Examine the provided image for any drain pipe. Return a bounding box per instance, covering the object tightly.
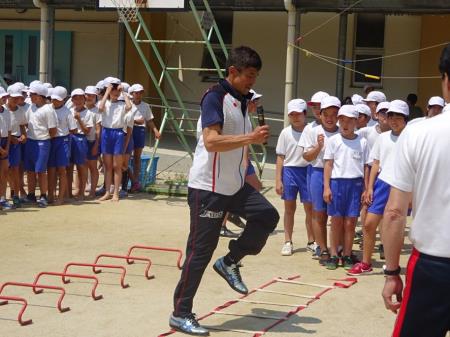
[283,0,297,127]
[33,0,49,83]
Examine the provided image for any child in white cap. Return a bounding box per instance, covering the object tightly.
[6,85,27,208]
[355,104,371,129]
[0,88,12,210]
[407,96,445,125]
[98,77,132,202]
[48,86,77,205]
[276,98,314,256]
[300,95,341,265]
[323,105,370,270]
[363,91,387,127]
[69,89,94,201]
[348,100,409,276]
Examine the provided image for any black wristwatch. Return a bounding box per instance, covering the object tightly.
[383,265,401,276]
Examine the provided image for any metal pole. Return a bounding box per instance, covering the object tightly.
[283,0,296,127]
[36,1,49,82]
[336,13,348,100]
[47,6,54,84]
[293,11,301,97]
[118,22,126,80]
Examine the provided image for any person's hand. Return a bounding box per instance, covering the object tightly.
[106,84,113,93]
[275,180,283,196]
[74,111,81,120]
[250,125,270,144]
[382,275,403,314]
[323,187,332,204]
[0,147,6,157]
[10,137,19,145]
[361,190,367,203]
[154,129,161,140]
[365,188,374,205]
[20,135,27,144]
[117,85,123,92]
[317,134,325,149]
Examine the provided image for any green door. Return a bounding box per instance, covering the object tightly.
[0,30,71,88]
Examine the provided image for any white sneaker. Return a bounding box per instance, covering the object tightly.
[306,241,318,253]
[281,242,293,256]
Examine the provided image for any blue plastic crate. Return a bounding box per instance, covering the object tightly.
[129,155,159,186]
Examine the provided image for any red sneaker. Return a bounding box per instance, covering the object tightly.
[347,262,373,276]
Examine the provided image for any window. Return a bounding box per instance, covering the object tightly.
[4,35,13,74]
[199,11,233,82]
[28,35,37,76]
[352,13,385,87]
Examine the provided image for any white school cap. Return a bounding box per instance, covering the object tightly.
[29,80,43,87]
[363,90,386,103]
[388,100,409,116]
[250,89,263,101]
[51,86,67,101]
[13,82,26,92]
[351,94,364,105]
[355,103,371,116]
[7,84,23,98]
[71,88,85,97]
[121,82,130,93]
[320,96,341,110]
[43,82,53,89]
[96,80,105,90]
[287,99,307,114]
[338,105,359,119]
[0,87,8,98]
[129,84,145,94]
[85,86,97,95]
[28,83,48,97]
[104,77,121,86]
[308,91,329,106]
[427,96,445,107]
[376,101,390,113]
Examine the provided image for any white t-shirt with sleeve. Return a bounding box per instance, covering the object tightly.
[368,131,399,169]
[381,112,450,258]
[0,106,12,137]
[101,101,127,129]
[9,106,27,137]
[324,134,369,179]
[133,101,154,125]
[356,125,382,153]
[71,108,94,136]
[86,106,102,141]
[123,109,136,133]
[298,120,318,149]
[276,125,308,167]
[26,103,58,140]
[299,124,340,168]
[54,105,77,137]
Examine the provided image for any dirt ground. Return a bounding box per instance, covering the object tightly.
[0,182,411,337]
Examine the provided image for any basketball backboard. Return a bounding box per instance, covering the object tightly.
[97,0,187,11]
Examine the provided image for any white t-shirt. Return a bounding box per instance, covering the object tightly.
[123,109,136,133]
[26,103,58,140]
[9,106,27,137]
[71,108,94,136]
[381,112,450,258]
[407,117,426,126]
[101,100,127,129]
[133,101,154,125]
[86,106,102,142]
[356,125,383,152]
[297,120,319,151]
[298,124,340,168]
[324,134,369,179]
[367,118,378,127]
[55,105,77,137]
[276,125,308,167]
[0,106,12,137]
[369,131,399,169]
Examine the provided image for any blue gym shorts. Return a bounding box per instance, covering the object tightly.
[327,177,364,217]
[1,137,9,162]
[8,140,22,167]
[48,136,70,168]
[306,165,313,203]
[310,167,326,212]
[282,166,311,203]
[132,126,146,149]
[367,178,391,215]
[125,135,134,155]
[24,139,51,173]
[246,159,255,176]
[87,140,100,161]
[101,128,125,156]
[70,134,88,165]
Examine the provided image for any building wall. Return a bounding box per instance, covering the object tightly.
[418,15,450,110]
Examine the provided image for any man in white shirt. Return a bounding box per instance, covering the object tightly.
[381,44,450,337]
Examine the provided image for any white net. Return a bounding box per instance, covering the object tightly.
[111,0,146,23]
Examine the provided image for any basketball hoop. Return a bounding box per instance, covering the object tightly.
[111,0,146,23]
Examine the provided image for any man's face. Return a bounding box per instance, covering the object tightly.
[85,94,97,106]
[427,105,443,117]
[338,116,357,137]
[228,66,259,96]
[132,91,144,103]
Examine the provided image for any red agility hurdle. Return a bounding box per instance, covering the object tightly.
[0,282,70,313]
[126,245,183,269]
[63,262,129,288]
[32,272,103,300]
[93,254,154,280]
[0,295,32,326]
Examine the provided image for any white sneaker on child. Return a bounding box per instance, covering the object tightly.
[281,242,293,256]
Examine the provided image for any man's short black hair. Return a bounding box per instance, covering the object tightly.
[225,46,262,76]
[407,93,418,105]
[439,44,450,79]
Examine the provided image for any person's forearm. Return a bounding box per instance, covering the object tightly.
[368,161,380,189]
[323,160,333,189]
[134,118,145,125]
[78,120,90,135]
[49,128,57,138]
[303,145,321,162]
[98,92,109,112]
[275,156,284,183]
[364,165,370,190]
[124,94,132,112]
[204,133,253,152]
